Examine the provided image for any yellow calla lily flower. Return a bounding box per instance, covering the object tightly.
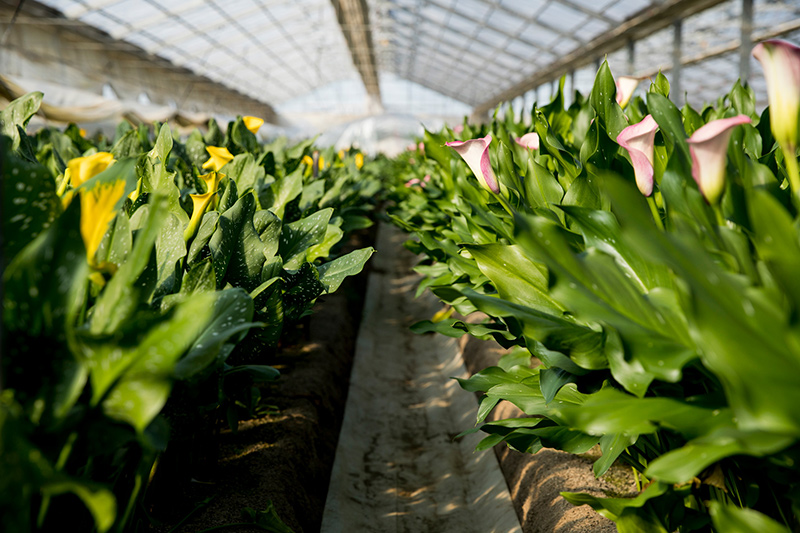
[68,152,115,188]
[199,171,225,195]
[319,155,325,169]
[80,180,126,265]
[79,128,87,137]
[338,149,345,160]
[243,116,264,135]
[184,191,216,241]
[202,146,234,172]
[355,153,364,170]
[302,155,314,166]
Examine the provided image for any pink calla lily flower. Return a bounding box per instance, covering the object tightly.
[445,134,500,193]
[753,40,800,150]
[616,115,659,196]
[615,76,645,108]
[687,115,751,204]
[515,132,540,150]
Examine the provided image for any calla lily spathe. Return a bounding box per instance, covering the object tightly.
[687,115,751,204]
[243,116,264,135]
[752,40,800,151]
[80,180,126,265]
[515,132,539,150]
[68,152,115,187]
[615,76,645,108]
[355,153,364,169]
[445,134,500,193]
[616,115,659,196]
[184,191,216,241]
[199,171,224,195]
[202,146,234,172]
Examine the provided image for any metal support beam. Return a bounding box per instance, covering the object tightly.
[672,19,683,105]
[472,0,727,115]
[331,0,382,113]
[740,0,753,83]
[627,39,635,74]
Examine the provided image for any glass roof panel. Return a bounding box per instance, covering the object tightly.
[26,0,800,123]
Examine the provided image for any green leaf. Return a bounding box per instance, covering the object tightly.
[466,243,563,314]
[647,92,690,162]
[589,61,629,140]
[593,433,637,477]
[209,192,268,291]
[226,153,265,193]
[148,123,173,162]
[174,288,259,380]
[523,156,564,208]
[646,428,794,483]
[0,91,42,150]
[89,193,165,331]
[282,262,325,321]
[316,247,375,293]
[411,318,516,342]
[2,142,61,258]
[279,207,333,270]
[708,502,791,533]
[266,167,303,220]
[553,388,734,439]
[306,221,344,262]
[539,367,576,404]
[96,291,217,430]
[41,480,116,533]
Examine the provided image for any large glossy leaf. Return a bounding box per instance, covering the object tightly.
[708,502,792,533]
[553,387,734,439]
[0,91,42,150]
[209,192,268,291]
[462,289,607,370]
[89,194,167,335]
[278,207,332,270]
[99,291,216,430]
[316,246,375,293]
[225,153,265,193]
[2,142,61,258]
[265,167,302,220]
[646,428,794,483]
[589,61,629,140]
[465,243,563,314]
[173,288,259,380]
[282,262,325,321]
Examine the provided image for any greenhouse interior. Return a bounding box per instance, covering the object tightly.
[3,0,800,531]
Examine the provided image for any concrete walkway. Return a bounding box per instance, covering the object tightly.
[321,224,522,533]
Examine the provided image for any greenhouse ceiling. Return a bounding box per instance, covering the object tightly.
[5,0,800,118]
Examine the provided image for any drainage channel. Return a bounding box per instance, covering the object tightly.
[321,223,521,533]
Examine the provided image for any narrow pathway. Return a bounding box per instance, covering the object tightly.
[321,224,522,533]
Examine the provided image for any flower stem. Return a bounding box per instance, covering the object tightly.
[646,196,664,231]
[783,145,800,203]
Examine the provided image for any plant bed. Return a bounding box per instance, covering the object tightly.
[146,227,374,533]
